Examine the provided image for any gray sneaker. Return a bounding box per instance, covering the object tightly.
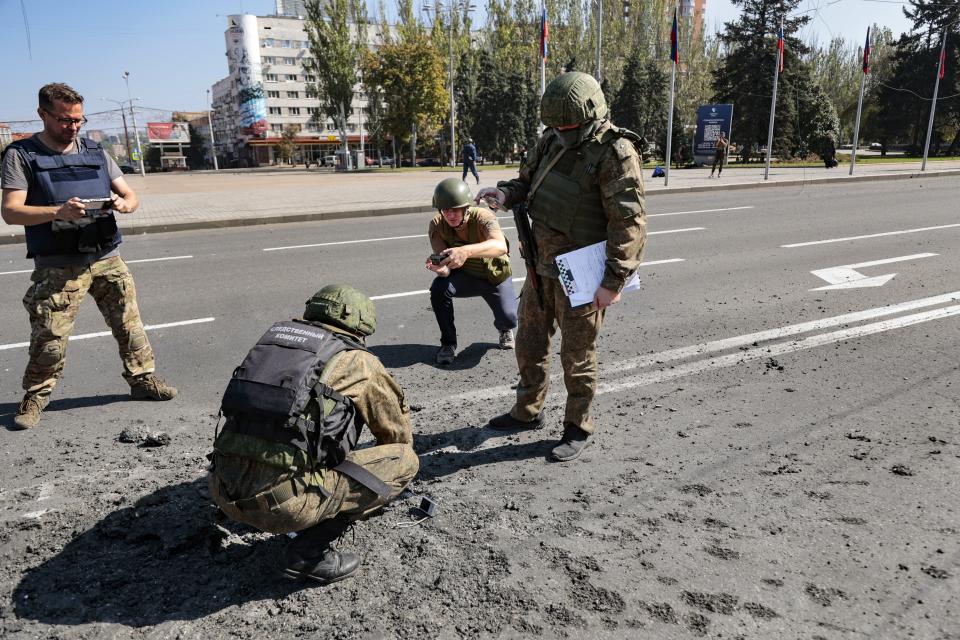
[435,345,456,365]
[499,329,515,349]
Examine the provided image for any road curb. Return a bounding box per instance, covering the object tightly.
[1,168,957,246]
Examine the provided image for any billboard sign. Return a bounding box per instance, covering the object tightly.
[147,122,190,144]
[227,15,268,138]
[694,104,734,165]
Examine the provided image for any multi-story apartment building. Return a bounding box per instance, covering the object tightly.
[211,6,382,168]
[0,123,12,153]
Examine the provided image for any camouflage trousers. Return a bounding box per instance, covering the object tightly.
[21,256,154,395]
[509,276,605,434]
[209,443,420,535]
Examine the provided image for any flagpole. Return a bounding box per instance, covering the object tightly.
[849,28,869,176]
[665,60,676,186]
[539,4,547,135]
[665,6,678,186]
[763,19,783,181]
[921,29,947,172]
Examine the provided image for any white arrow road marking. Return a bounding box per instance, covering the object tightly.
[783,223,960,248]
[810,253,937,291]
[0,317,215,351]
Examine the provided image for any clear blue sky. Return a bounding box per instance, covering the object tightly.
[0,0,913,134]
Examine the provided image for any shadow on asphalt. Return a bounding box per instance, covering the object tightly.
[369,341,500,369]
[1,394,131,429]
[414,424,554,480]
[14,478,301,627]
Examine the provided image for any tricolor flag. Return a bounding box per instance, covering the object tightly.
[939,38,946,80]
[777,22,784,72]
[540,6,548,60]
[863,26,871,74]
[670,9,679,63]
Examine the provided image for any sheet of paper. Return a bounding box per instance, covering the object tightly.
[555,241,640,307]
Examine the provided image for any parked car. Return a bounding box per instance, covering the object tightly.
[417,157,441,167]
[118,164,137,174]
[322,155,337,167]
[869,142,882,151]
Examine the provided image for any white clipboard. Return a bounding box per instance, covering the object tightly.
[555,241,640,307]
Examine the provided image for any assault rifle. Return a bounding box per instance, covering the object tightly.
[512,202,543,308]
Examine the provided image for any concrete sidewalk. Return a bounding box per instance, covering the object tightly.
[2,159,958,245]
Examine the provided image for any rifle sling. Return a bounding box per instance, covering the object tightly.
[526,146,568,204]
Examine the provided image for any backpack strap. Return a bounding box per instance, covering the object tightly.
[332,459,392,500]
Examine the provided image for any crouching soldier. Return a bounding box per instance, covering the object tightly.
[208,285,419,584]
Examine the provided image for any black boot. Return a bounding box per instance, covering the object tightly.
[488,412,543,431]
[283,518,361,584]
[550,422,592,462]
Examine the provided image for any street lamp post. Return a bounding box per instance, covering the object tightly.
[102,97,132,162]
[123,71,146,177]
[424,0,473,168]
[207,89,220,171]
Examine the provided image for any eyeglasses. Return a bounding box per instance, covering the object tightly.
[42,109,87,127]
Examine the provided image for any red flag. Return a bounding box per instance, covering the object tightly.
[670,9,679,63]
[863,27,871,74]
[939,43,946,80]
[777,22,784,72]
[539,6,548,61]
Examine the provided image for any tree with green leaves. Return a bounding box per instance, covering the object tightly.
[877,0,958,154]
[303,0,368,165]
[712,0,838,162]
[364,31,448,164]
[184,124,208,170]
[274,124,301,164]
[612,52,669,159]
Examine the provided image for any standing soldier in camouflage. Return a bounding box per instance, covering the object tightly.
[0,83,176,430]
[209,285,419,584]
[477,72,646,462]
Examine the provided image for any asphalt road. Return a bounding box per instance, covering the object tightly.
[1,176,958,638]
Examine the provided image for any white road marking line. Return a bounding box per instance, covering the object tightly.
[597,304,960,396]
[498,205,754,221]
[1,255,193,276]
[649,206,754,218]
[0,317,215,351]
[427,303,960,454]
[126,255,193,264]
[369,258,685,301]
[783,223,960,248]
[264,224,697,252]
[263,234,426,251]
[649,227,704,235]
[437,290,960,407]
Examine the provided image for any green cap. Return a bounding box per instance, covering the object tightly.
[304,284,377,337]
[540,72,608,128]
[432,178,472,210]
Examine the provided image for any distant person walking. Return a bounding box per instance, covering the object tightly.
[461,139,479,184]
[710,132,728,178]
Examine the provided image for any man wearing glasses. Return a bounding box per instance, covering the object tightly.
[1,83,177,430]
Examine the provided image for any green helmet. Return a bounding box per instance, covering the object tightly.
[432,178,472,209]
[303,284,377,337]
[540,72,609,128]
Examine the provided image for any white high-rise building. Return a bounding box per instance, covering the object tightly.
[211,12,384,167]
